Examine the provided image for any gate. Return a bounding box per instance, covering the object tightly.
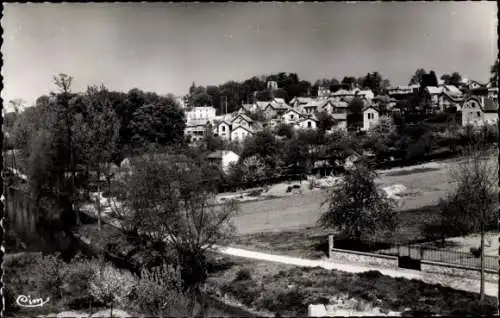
[397,245,422,271]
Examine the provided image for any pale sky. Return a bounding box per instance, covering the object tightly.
[2,2,497,109]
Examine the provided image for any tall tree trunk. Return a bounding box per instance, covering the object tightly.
[110,301,113,318]
[480,228,485,301]
[96,170,102,231]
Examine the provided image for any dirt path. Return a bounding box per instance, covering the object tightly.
[212,245,498,297]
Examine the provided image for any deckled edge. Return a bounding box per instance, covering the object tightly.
[497,0,500,313]
[497,0,500,314]
[0,2,5,316]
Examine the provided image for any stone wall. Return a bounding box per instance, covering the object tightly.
[329,249,399,269]
[421,261,498,282]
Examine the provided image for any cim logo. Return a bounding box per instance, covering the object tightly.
[16,295,50,308]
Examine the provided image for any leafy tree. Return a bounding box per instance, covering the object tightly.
[439,145,497,301]
[409,68,426,85]
[361,72,383,95]
[316,111,337,134]
[110,154,239,313]
[275,123,295,139]
[341,76,357,89]
[129,97,186,149]
[256,90,272,101]
[241,130,282,176]
[319,163,398,241]
[134,264,188,317]
[240,155,267,183]
[89,262,136,317]
[75,85,121,230]
[440,72,462,86]
[347,97,364,130]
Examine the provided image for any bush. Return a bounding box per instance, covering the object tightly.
[234,268,252,282]
[131,264,187,317]
[470,247,481,258]
[221,280,260,307]
[260,288,306,316]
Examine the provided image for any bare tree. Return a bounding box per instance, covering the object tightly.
[441,143,498,301]
[107,152,239,316]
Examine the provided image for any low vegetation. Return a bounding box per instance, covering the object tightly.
[208,257,497,317]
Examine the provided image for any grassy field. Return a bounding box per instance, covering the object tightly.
[231,159,462,236]
[232,205,443,259]
[206,254,497,317]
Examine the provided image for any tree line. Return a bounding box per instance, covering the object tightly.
[185,71,393,114]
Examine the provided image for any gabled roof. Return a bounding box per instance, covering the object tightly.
[273,98,286,104]
[324,100,349,108]
[231,124,255,134]
[255,101,272,110]
[283,108,303,116]
[302,99,326,108]
[290,96,314,104]
[217,119,232,127]
[362,105,379,113]
[232,113,253,123]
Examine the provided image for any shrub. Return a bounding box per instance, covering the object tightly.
[221,280,260,307]
[234,268,252,282]
[132,264,187,317]
[470,247,481,258]
[61,257,98,309]
[89,262,136,317]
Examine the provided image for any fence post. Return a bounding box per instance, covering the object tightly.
[328,235,334,259]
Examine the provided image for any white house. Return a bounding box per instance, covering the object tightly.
[231,124,254,141]
[362,106,380,131]
[185,106,216,121]
[294,117,318,130]
[215,120,232,140]
[281,109,303,125]
[206,150,240,174]
[461,96,498,127]
[317,86,331,99]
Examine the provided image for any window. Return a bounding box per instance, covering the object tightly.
[477,112,481,117]
[291,114,294,119]
[308,121,312,128]
[222,126,226,132]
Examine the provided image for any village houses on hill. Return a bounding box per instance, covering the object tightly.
[183,79,498,143]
